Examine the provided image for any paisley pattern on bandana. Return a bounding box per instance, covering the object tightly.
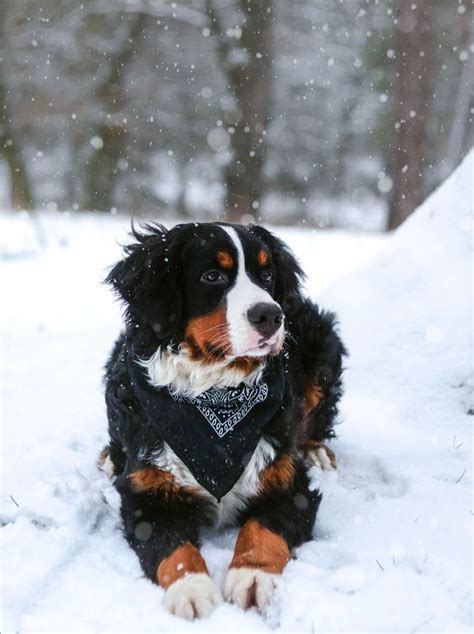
[170,383,269,438]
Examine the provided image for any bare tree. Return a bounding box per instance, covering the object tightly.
[444,14,473,178]
[82,12,148,211]
[388,0,433,230]
[206,0,274,222]
[0,4,34,210]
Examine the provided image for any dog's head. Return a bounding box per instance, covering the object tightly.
[106,222,304,361]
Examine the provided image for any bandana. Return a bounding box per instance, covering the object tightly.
[127,348,285,500]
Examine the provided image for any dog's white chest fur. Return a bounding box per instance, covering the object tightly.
[139,344,264,397]
[151,438,276,527]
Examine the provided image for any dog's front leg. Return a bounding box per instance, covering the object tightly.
[115,467,222,619]
[224,458,321,612]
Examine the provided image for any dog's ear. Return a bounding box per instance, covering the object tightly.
[105,224,185,337]
[249,225,305,306]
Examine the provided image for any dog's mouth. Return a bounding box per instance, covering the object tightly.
[235,331,285,358]
[258,340,281,354]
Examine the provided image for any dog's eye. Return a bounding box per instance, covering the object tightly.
[261,270,273,284]
[201,270,227,284]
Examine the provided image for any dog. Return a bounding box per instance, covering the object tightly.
[100,222,345,619]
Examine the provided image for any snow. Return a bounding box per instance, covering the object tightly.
[1,153,472,632]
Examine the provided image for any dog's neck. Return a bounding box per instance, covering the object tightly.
[138,344,266,397]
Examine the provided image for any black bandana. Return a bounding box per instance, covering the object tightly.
[127,349,285,500]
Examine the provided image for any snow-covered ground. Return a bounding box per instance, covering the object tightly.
[1,154,472,632]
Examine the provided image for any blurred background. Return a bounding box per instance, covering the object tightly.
[0,0,472,232]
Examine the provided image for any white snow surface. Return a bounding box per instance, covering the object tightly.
[1,154,472,632]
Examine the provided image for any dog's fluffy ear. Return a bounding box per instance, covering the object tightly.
[105,223,184,337]
[249,225,305,306]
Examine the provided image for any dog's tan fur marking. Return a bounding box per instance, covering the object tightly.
[258,249,269,266]
[303,382,325,418]
[129,467,179,494]
[157,543,209,589]
[217,250,234,269]
[230,520,290,574]
[229,356,264,375]
[185,305,230,361]
[259,453,295,492]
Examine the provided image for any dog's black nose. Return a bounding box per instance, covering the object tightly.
[247,303,284,339]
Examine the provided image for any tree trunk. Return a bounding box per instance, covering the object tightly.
[444,15,473,178]
[83,122,127,211]
[388,0,433,231]
[207,0,274,223]
[83,13,147,211]
[0,7,34,210]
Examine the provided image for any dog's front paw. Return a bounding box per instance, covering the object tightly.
[97,446,115,478]
[303,440,337,471]
[163,573,222,620]
[224,567,277,611]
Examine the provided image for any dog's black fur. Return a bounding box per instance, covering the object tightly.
[102,222,346,603]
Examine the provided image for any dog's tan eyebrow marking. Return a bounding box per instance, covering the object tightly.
[217,250,234,269]
[258,249,269,266]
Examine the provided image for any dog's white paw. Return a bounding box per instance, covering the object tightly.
[97,447,115,479]
[163,573,222,620]
[306,443,337,471]
[224,567,277,611]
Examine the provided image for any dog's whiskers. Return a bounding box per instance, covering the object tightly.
[284,331,297,345]
[198,323,229,336]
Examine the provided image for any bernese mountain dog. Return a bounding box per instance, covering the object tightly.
[100,222,346,619]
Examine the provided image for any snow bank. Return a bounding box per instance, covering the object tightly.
[1,154,472,632]
[308,151,473,633]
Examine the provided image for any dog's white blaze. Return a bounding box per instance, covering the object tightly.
[222,226,283,357]
[151,437,276,527]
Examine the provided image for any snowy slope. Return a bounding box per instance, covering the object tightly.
[1,154,472,632]
[286,154,473,634]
